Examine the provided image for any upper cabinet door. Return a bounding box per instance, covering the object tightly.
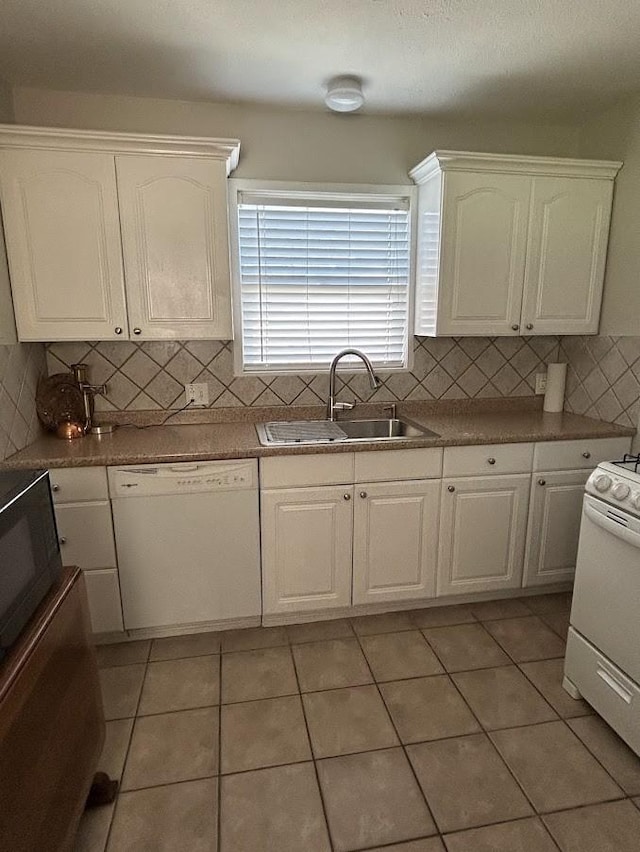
[116,155,232,339]
[522,177,613,335]
[437,172,531,336]
[0,150,128,341]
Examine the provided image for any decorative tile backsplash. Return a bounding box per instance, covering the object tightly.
[560,336,640,430]
[0,342,46,460]
[46,336,561,413]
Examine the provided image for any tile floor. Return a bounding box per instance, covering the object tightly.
[74,592,640,852]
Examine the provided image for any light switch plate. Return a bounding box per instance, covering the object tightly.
[535,373,547,395]
[185,383,209,406]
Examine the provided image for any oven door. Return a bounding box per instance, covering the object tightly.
[571,494,640,683]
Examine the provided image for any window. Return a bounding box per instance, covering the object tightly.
[231,182,413,374]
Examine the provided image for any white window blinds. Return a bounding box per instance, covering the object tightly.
[236,191,411,372]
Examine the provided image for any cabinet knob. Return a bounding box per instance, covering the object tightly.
[511,324,519,331]
[51,484,60,492]
[447,485,455,492]
[59,537,67,545]
[359,491,367,499]
[114,326,123,335]
[343,493,351,501]
[582,451,591,459]
[525,323,534,330]
[133,328,142,336]
[538,478,546,486]
[487,457,496,465]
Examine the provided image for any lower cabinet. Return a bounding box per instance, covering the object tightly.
[523,470,590,587]
[352,480,439,605]
[261,486,354,616]
[261,479,440,616]
[438,474,531,596]
[83,569,125,633]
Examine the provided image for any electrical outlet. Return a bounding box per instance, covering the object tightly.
[185,383,209,406]
[535,373,547,395]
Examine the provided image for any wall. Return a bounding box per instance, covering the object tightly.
[46,337,560,412]
[0,81,46,461]
[12,87,581,184]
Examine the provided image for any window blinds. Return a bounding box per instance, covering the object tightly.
[237,193,411,372]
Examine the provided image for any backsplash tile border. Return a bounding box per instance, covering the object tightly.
[46,336,562,413]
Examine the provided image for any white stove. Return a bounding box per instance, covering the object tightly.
[565,454,640,756]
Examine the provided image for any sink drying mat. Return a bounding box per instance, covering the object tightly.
[262,421,348,444]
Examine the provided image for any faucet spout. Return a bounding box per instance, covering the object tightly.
[326,349,380,421]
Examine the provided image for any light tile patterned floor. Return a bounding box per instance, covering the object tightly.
[75,592,640,852]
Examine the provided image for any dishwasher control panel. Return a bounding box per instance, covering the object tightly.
[108,460,258,497]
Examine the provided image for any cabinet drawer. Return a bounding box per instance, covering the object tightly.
[84,568,124,634]
[354,448,442,483]
[50,467,109,503]
[260,453,354,488]
[54,502,116,569]
[443,443,533,477]
[533,437,631,472]
[565,628,640,754]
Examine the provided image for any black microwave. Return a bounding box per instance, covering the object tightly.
[0,469,62,660]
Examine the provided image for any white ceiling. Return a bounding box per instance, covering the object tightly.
[1,0,640,117]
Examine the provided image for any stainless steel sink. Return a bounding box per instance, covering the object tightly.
[256,418,439,446]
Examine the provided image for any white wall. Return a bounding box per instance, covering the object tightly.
[12,87,581,184]
[578,93,640,335]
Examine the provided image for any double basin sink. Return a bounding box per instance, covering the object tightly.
[256,417,439,446]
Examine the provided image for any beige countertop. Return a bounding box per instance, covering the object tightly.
[1,399,634,470]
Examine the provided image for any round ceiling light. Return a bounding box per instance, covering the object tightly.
[325,76,364,113]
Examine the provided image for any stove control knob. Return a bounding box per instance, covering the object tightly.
[592,474,612,492]
[612,482,630,500]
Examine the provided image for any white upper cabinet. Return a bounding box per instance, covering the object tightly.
[0,126,240,341]
[116,155,232,339]
[411,151,621,337]
[0,149,128,341]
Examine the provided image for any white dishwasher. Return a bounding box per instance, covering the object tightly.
[108,460,260,632]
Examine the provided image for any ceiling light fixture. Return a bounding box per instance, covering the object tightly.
[325,76,364,113]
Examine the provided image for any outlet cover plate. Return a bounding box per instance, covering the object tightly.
[185,383,209,406]
[535,373,547,395]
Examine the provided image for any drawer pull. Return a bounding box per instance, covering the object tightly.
[526,323,534,330]
[538,478,546,486]
[51,484,60,492]
[343,493,351,501]
[447,485,455,492]
[511,324,519,331]
[597,667,633,703]
[487,457,496,465]
[59,537,67,545]
[583,451,591,459]
[359,491,367,499]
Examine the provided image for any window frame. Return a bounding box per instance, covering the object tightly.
[228,179,417,377]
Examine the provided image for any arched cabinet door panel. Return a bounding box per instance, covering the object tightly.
[0,149,128,341]
[522,176,613,335]
[437,172,530,336]
[116,155,232,340]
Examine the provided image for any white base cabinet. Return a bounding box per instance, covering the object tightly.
[352,480,439,605]
[437,474,530,596]
[260,485,354,616]
[524,469,591,587]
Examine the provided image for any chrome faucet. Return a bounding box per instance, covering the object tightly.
[326,349,380,421]
[71,363,114,435]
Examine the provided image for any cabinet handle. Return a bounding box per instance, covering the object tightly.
[51,484,60,492]
[582,451,591,459]
[538,478,546,486]
[114,326,123,335]
[133,328,142,335]
[359,491,367,499]
[511,324,519,331]
[343,493,351,501]
[447,485,455,492]
[59,537,67,545]
[487,457,496,465]
[525,323,534,330]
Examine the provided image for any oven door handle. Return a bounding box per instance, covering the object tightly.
[584,501,640,549]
